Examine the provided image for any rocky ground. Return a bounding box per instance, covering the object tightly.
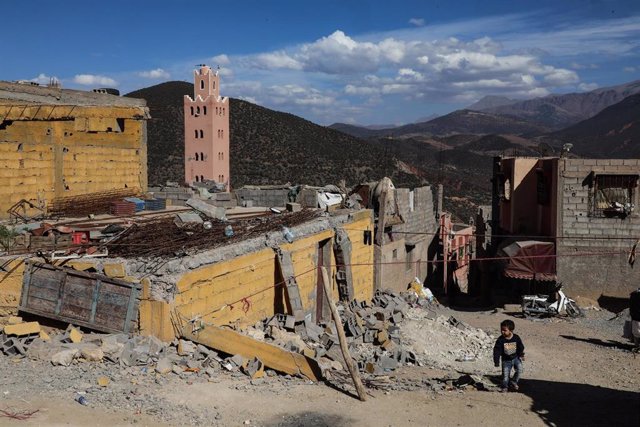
[0,302,638,427]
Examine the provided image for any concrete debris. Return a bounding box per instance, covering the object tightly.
[155,357,173,374]
[51,348,79,366]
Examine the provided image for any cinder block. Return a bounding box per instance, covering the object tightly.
[141,277,151,300]
[7,316,22,325]
[4,321,40,336]
[103,263,126,278]
[68,261,97,271]
[69,327,83,343]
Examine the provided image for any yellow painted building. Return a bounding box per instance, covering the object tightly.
[146,209,375,340]
[0,81,149,219]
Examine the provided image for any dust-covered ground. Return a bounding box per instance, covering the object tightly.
[0,305,638,427]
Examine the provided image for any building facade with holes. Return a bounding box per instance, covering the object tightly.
[0,81,149,220]
[491,156,640,299]
[183,65,230,189]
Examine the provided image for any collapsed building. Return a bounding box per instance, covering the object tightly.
[0,81,150,221]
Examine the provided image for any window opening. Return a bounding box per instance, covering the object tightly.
[591,174,638,218]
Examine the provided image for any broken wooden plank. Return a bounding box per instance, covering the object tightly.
[181,324,321,381]
[321,266,367,401]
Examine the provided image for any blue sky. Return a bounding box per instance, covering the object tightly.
[3,0,639,125]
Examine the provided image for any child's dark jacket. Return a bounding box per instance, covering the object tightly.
[493,334,525,366]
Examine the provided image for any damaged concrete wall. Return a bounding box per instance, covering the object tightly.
[375,186,437,293]
[556,159,640,299]
[0,82,149,219]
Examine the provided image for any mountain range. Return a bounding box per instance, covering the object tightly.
[126,79,639,221]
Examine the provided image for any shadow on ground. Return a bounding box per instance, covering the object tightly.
[519,379,639,426]
[560,334,635,351]
[263,411,350,427]
[597,295,629,314]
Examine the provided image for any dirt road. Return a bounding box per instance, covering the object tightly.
[1,307,638,426]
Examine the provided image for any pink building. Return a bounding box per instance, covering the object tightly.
[184,65,230,189]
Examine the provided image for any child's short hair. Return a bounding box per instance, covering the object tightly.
[500,319,515,331]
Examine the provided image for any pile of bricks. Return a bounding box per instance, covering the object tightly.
[238,289,428,378]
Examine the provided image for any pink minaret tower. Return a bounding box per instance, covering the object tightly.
[184,65,230,189]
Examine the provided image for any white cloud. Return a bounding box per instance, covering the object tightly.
[409,18,425,27]
[138,68,170,79]
[345,84,379,95]
[30,73,58,85]
[578,82,599,91]
[623,66,636,72]
[211,54,231,66]
[253,51,302,70]
[183,12,640,125]
[73,74,117,86]
[543,68,579,85]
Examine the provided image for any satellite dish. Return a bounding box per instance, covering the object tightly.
[562,143,573,152]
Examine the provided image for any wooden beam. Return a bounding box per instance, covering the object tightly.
[321,266,367,401]
[181,325,321,381]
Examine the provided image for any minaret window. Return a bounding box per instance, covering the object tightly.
[200,152,204,160]
[194,130,198,139]
[200,80,204,90]
[190,106,194,115]
[196,106,200,115]
[199,130,204,138]
[203,106,207,115]
[195,153,199,161]
[200,175,204,182]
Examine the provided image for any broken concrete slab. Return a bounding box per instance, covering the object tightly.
[80,345,104,362]
[177,339,197,356]
[156,357,173,374]
[51,348,79,366]
[182,325,321,381]
[186,198,226,220]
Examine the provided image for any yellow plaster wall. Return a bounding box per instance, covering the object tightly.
[0,105,147,219]
[0,258,26,316]
[175,248,278,328]
[343,211,375,302]
[173,212,375,331]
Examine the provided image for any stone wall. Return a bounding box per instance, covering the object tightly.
[557,158,640,299]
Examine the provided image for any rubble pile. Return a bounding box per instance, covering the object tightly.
[401,309,496,372]
[232,289,435,379]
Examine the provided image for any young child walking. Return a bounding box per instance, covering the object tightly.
[493,319,525,392]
